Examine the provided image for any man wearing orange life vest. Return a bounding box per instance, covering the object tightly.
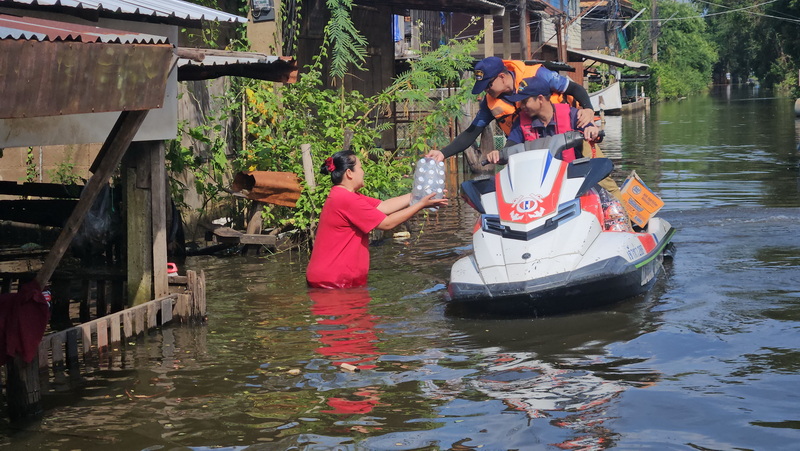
[486,76,620,199]
[425,57,595,163]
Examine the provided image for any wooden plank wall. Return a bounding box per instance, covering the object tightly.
[1,269,205,410]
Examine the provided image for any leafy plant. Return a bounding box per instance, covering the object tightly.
[47,151,83,185]
[238,32,480,235]
[166,1,481,247]
[24,147,38,183]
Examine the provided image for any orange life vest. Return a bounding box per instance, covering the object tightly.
[485,60,569,136]
[519,103,578,162]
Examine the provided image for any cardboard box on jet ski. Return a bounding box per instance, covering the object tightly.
[620,170,664,228]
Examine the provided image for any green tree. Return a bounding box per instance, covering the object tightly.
[703,0,800,93]
[623,0,718,100]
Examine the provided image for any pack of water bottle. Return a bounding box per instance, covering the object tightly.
[410,157,445,208]
[598,188,633,232]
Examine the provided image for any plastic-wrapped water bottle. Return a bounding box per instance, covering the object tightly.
[410,157,446,208]
[598,188,632,232]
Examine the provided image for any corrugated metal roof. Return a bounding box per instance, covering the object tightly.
[176,48,299,83]
[356,0,505,16]
[563,46,649,70]
[0,13,169,43]
[1,0,246,24]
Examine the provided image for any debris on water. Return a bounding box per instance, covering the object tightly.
[339,363,360,372]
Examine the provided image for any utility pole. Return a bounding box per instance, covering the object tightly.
[520,0,530,59]
[650,0,658,62]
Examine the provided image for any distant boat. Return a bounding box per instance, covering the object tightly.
[589,81,622,114]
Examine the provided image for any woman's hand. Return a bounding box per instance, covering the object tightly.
[420,192,449,209]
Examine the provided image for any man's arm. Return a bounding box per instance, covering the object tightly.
[439,124,485,158]
[426,99,494,162]
[564,81,595,128]
[563,80,592,109]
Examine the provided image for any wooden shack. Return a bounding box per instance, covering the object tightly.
[0,0,297,421]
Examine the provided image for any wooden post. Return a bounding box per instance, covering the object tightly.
[520,0,530,60]
[125,142,155,306]
[301,144,316,189]
[243,201,265,256]
[650,3,659,62]
[480,128,495,168]
[502,9,511,59]
[151,142,168,299]
[6,356,42,421]
[484,15,494,57]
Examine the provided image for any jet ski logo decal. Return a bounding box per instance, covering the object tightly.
[511,195,545,220]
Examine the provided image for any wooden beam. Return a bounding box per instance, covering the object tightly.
[125,142,154,306]
[35,110,149,288]
[301,144,316,189]
[151,141,168,299]
[520,0,531,60]
[484,15,494,57]
[503,9,511,59]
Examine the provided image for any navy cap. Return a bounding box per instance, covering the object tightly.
[471,57,506,95]
[505,76,551,103]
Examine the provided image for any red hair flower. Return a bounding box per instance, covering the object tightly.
[325,157,336,172]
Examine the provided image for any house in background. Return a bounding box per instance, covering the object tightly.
[0,0,296,307]
[580,0,637,53]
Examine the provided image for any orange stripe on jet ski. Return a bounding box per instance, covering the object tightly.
[496,163,568,224]
[580,190,604,224]
[637,234,657,253]
[473,217,481,234]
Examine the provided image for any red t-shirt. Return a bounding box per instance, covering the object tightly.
[306,186,387,288]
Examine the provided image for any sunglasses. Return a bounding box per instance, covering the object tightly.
[484,75,500,92]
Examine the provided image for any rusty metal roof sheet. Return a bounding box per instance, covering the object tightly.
[0,13,174,119]
[0,13,168,43]
[176,48,299,83]
[0,0,246,24]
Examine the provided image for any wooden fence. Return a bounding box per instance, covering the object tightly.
[2,269,205,421]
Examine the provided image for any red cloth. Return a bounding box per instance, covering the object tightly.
[0,281,51,365]
[306,186,386,289]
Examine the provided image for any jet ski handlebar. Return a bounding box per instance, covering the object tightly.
[481,130,602,165]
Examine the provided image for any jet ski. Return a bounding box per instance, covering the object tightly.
[445,131,675,317]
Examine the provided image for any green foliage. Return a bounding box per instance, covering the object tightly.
[239,34,481,233]
[47,152,83,185]
[166,116,232,213]
[623,0,717,101]
[324,0,369,81]
[704,0,800,93]
[24,147,38,183]
[168,2,480,241]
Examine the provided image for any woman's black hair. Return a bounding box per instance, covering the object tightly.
[320,150,357,185]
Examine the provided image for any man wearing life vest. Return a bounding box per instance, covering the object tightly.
[425,57,595,163]
[486,76,621,199]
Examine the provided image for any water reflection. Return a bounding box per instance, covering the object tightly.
[440,287,668,449]
[308,288,384,416]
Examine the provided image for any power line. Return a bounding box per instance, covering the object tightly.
[695,0,800,23]
[582,0,799,25]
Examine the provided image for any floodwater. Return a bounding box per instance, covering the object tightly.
[3,85,800,450]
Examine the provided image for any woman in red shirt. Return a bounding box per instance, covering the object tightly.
[306,150,448,289]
